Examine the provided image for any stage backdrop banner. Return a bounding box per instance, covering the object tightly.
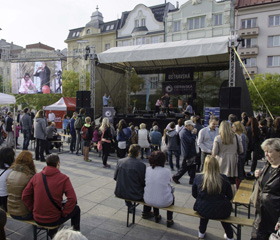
[162,81,196,95]
[165,67,194,81]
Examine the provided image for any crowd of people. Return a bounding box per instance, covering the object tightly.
[0,108,279,239]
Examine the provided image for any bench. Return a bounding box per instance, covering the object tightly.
[233,179,255,219]
[121,199,254,240]
[7,212,60,240]
[50,140,64,152]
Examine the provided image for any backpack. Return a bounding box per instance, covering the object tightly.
[81,126,89,140]
[74,116,83,129]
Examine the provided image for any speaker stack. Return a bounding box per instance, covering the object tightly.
[76,91,94,120]
[219,87,241,121]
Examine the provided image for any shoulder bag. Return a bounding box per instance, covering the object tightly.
[41,173,61,211]
[97,130,105,151]
[235,134,245,180]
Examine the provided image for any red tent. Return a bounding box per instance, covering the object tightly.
[44,97,76,128]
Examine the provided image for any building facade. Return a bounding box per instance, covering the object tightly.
[235,0,280,75]
[165,0,232,42]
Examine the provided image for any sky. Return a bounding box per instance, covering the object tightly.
[0,0,179,50]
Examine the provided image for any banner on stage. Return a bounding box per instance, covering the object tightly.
[162,81,196,95]
[165,67,194,81]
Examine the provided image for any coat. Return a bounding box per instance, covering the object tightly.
[253,162,280,237]
[212,134,243,177]
[7,165,34,217]
[192,174,233,219]
[22,166,77,223]
[34,117,47,140]
[179,128,196,159]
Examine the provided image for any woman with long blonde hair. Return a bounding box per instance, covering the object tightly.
[192,155,233,240]
[212,121,243,188]
[99,118,112,168]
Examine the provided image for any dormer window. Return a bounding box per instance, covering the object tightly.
[135,20,139,28]
[86,29,91,34]
[141,18,146,27]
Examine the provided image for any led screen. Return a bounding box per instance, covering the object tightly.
[11,61,62,94]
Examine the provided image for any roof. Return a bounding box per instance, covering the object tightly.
[26,43,55,50]
[97,36,230,74]
[0,93,16,105]
[235,0,280,8]
[44,97,76,111]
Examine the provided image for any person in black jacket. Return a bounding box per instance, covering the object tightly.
[251,138,280,240]
[192,155,233,240]
[81,117,93,162]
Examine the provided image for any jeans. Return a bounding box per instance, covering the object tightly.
[199,218,233,239]
[173,156,196,181]
[75,129,83,154]
[23,129,31,150]
[141,148,150,159]
[200,152,211,172]
[35,138,46,161]
[167,150,180,169]
[70,131,76,152]
[6,131,14,148]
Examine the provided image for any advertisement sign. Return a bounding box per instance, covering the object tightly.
[162,81,196,95]
[165,67,194,81]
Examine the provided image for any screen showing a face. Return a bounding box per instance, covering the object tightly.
[11,61,62,94]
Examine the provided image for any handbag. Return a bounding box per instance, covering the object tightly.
[269,230,280,240]
[235,134,245,180]
[97,130,105,151]
[250,180,259,208]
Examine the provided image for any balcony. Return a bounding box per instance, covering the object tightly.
[244,67,258,75]
[238,27,259,36]
[240,47,259,56]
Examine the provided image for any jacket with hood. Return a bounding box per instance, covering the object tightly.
[34,117,47,140]
[165,129,179,151]
[22,166,77,223]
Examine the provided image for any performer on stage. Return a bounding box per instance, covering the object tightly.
[103,93,110,107]
[162,93,170,114]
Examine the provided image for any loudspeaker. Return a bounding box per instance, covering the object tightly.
[219,88,230,109]
[116,113,125,118]
[143,114,152,118]
[76,107,94,121]
[220,108,241,121]
[157,114,166,119]
[127,114,135,118]
[219,87,241,109]
[230,87,241,109]
[76,91,83,108]
[76,91,91,108]
[175,113,184,118]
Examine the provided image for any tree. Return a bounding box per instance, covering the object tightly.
[247,73,280,116]
[130,70,145,94]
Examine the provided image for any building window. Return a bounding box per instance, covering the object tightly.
[122,40,130,46]
[136,37,145,45]
[105,43,110,50]
[135,19,139,28]
[151,36,159,44]
[241,38,257,48]
[150,77,159,89]
[245,58,257,67]
[173,21,181,32]
[241,18,257,29]
[268,56,280,67]
[214,14,222,26]
[269,15,280,27]
[189,16,205,30]
[86,29,91,34]
[141,18,146,27]
[268,36,280,47]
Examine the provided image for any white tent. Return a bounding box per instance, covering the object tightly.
[97,36,230,74]
[0,93,16,105]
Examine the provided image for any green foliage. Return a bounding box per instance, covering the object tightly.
[130,70,145,94]
[15,94,62,110]
[247,73,280,116]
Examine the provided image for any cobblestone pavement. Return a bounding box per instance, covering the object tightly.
[4,135,256,240]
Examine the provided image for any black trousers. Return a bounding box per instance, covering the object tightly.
[173,157,196,181]
[200,152,211,172]
[35,205,80,231]
[199,218,233,238]
[153,196,174,221]
[102,142,111,166]
[35,139,46,161]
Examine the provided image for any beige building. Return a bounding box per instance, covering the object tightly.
[235,0,280,75]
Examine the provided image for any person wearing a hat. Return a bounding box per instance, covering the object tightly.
[18,73,37,94]
[172,120,197,185]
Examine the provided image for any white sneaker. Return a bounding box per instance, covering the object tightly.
[198,230,205,239]
[224,233,234,240]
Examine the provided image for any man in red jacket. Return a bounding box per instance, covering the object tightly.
[22,154,80,236]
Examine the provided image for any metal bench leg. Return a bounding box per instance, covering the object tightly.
[236,224,241,240]
[248,205,250,219]
[33,225,38,240]
[235,203,237,217]
[126,202,138,227]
